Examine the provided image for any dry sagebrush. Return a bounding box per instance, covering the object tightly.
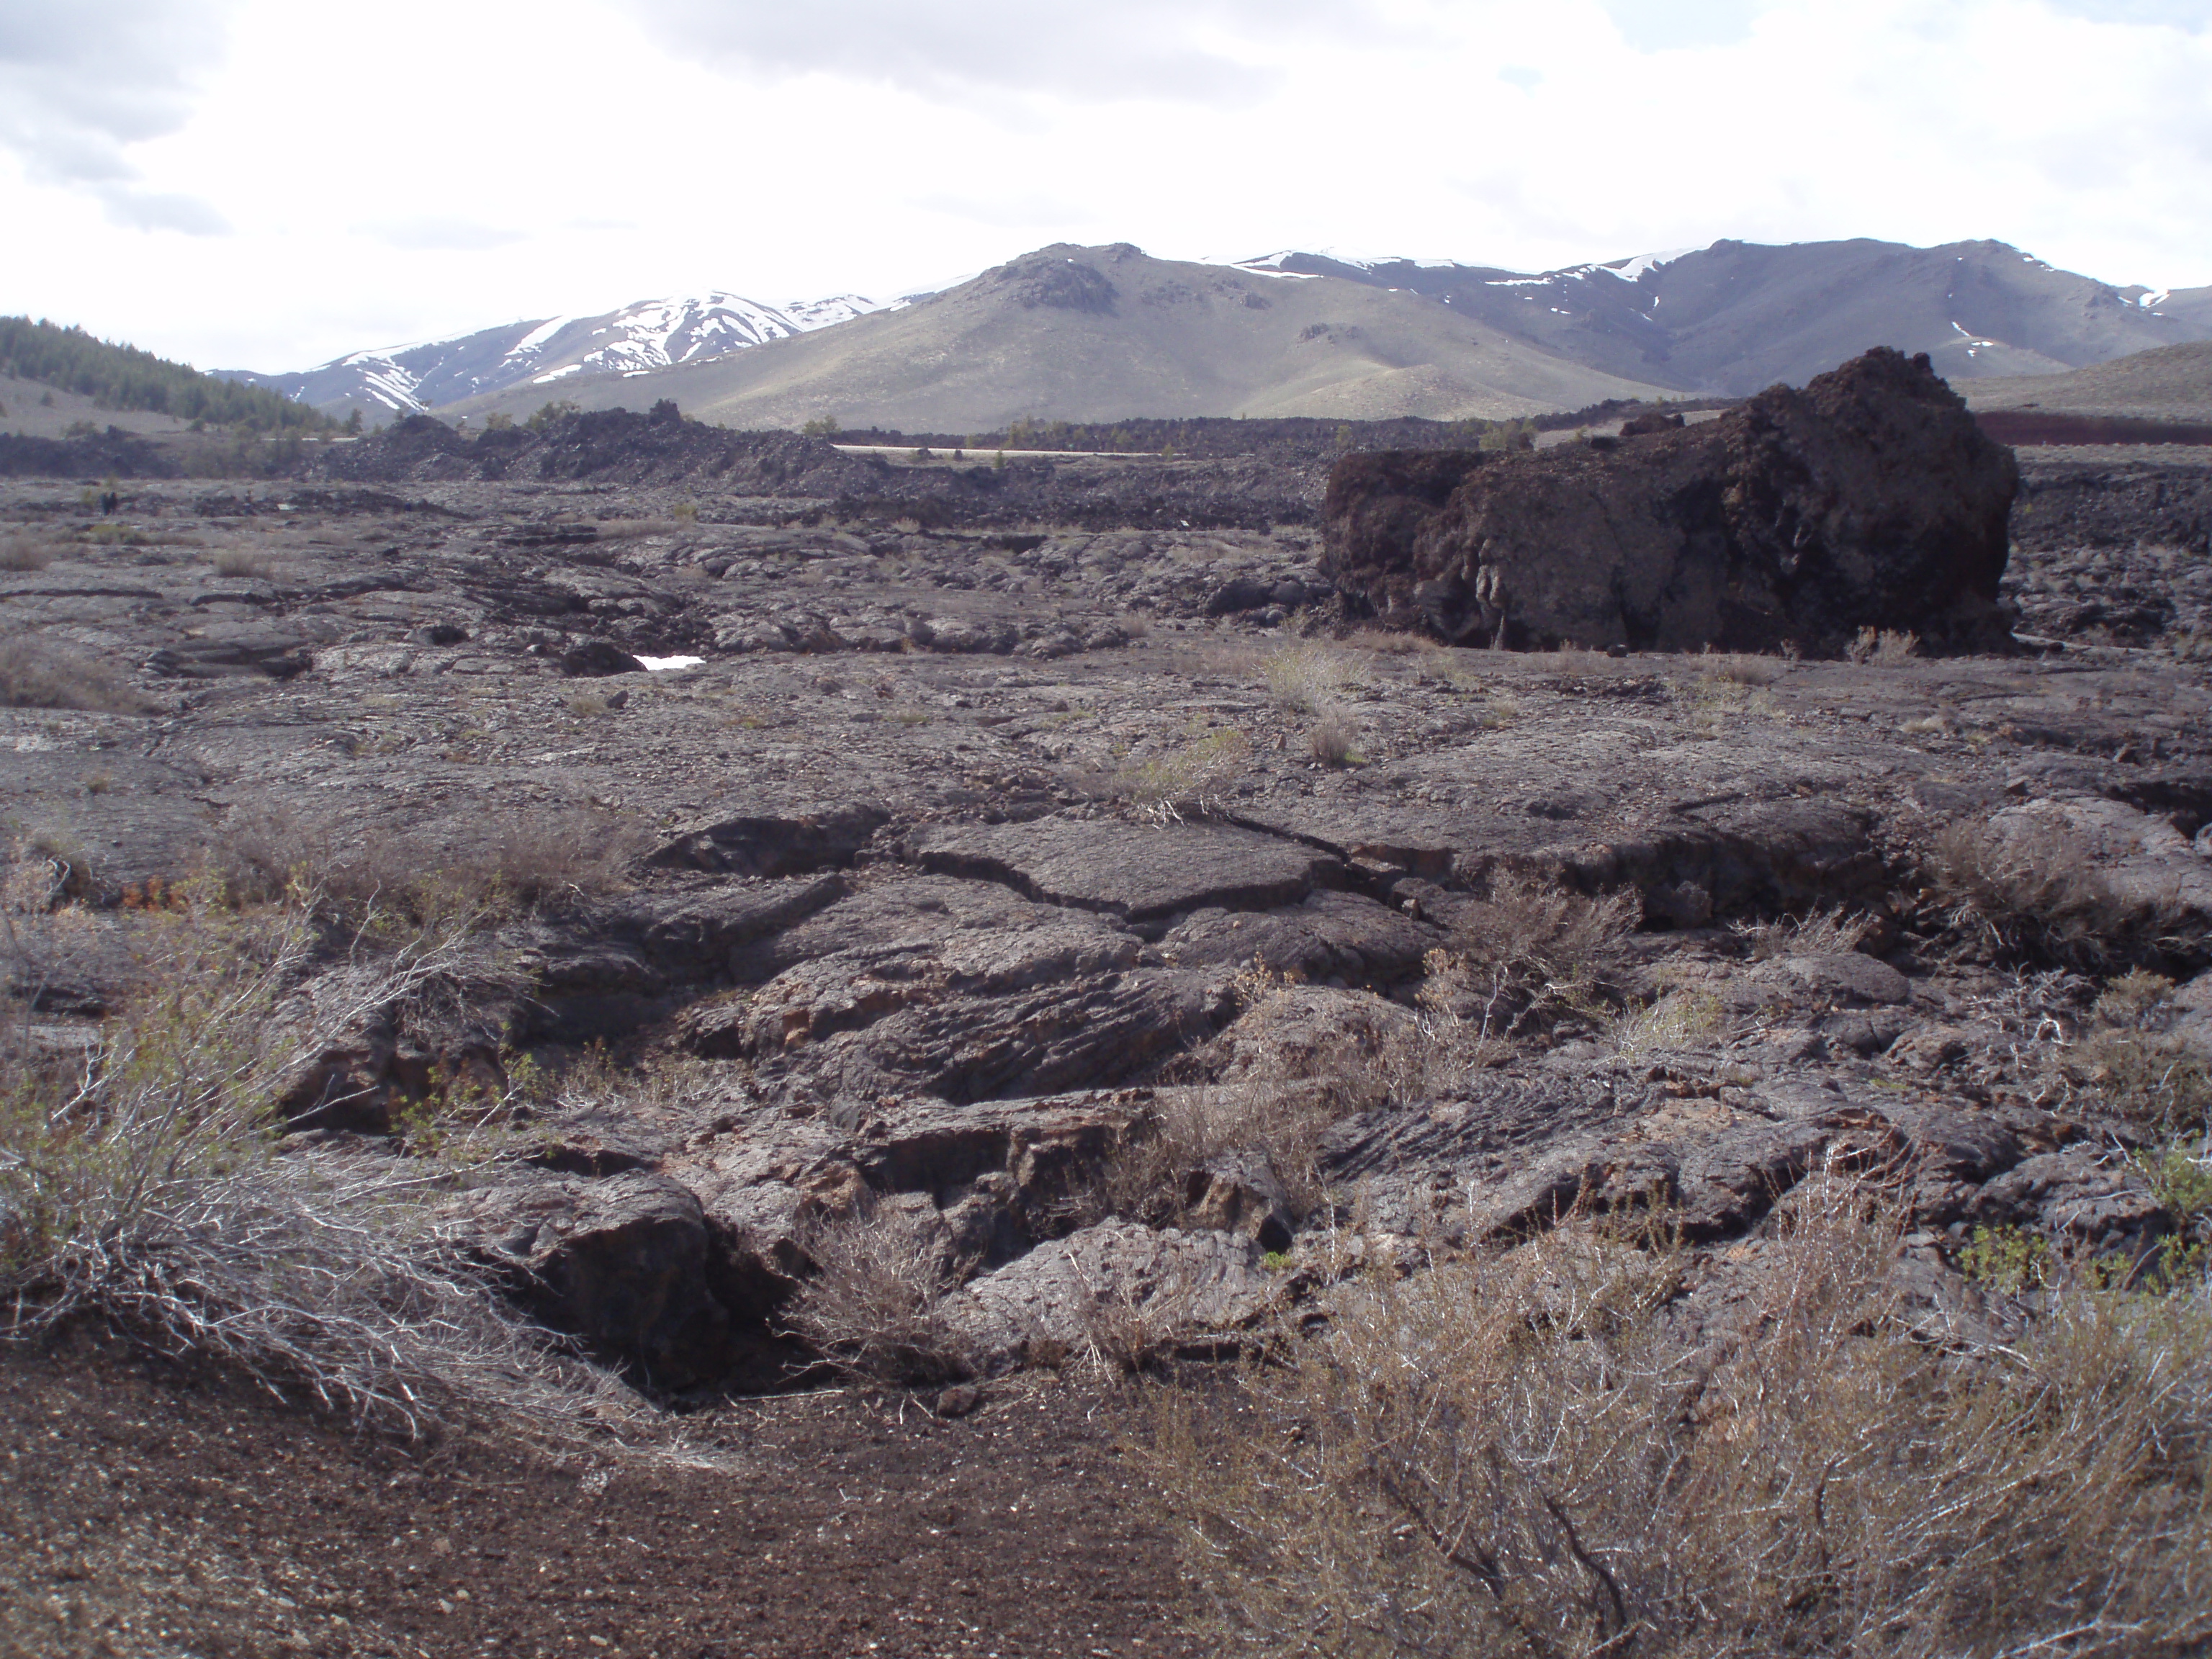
[1932,819,2207,970]
[783,1196,974,1385]
[1153,1187,2212,1659]
[0,892,614,1437]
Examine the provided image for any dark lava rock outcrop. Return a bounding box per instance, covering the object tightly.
[1323,348,2019,654]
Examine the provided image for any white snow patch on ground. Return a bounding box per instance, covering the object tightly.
[533,364,583,383]
[637,655,704,671]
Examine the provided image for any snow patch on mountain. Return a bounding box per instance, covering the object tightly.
[1601,246,1705,283]
[222,289,887,417]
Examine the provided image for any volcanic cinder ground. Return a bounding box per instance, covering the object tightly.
[4,439,2212,1657]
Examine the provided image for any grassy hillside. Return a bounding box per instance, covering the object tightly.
[1965,341,2212,424]
[446,245,1671,431]
[0,317,331,434]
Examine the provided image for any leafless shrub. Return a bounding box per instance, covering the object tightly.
[1731,904,1876,960]
[1152,1187,2212,1659]
[0,897,621,1438]
[1452,870,1640,992]
[1930,819,2199,968]
[1079,1273,1202,1377]
[0,535,53,572]
[1307,714,1358,766]
[0,634,155,714]
[1110,1083,1349,1230]
[783,1197,974,1385]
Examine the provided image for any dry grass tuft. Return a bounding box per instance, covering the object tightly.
[0,634,156,714]
[1850,626,1920,665]
[2056,968,2212,1135]
[1450,871,1640,993]
[1107,729,1254,814]
[1731,905,1877,961]
[207,804,649,925]
[0,535,53,572]
[208,547,272,580]
[1344,626,1443,657]
[1699,649,1786,687]
[1264,643,1363,716]
[1306,714,1359,767]
[1153,1187,2212,1659]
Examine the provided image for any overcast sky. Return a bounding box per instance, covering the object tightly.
[2,0,2207,374]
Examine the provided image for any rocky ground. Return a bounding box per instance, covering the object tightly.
[5,439,2212,1655]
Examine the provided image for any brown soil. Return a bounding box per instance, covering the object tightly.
[0,1332,1205,1659]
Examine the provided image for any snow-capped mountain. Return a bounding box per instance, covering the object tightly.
[221,291,884,418]
[1237,240,2209,392]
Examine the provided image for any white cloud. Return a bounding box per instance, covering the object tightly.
[0,0,236,223]
[613,0,1375,104]
[0,0,2207,375]
[1593,0,1768,51]
[362,217,531,253]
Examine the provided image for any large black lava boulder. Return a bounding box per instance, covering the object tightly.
[1323,349,2018,655]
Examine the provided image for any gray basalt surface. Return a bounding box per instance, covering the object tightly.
[5,447,2211,1390]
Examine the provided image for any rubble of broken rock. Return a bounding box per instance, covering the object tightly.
[5,428,2212,1398]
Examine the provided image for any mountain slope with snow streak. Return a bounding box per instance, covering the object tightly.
[1243,239,2210,395]
[221,292,884,419]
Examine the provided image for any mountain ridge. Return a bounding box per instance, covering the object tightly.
[225,235,2212,431]
[217,291,883,421]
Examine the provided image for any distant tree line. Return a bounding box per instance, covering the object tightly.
[0,317,332,435]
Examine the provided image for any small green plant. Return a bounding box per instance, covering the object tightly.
[1960,1223,2051,1293]
[801,415,842,437]
[2137,1141,2212,1224]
